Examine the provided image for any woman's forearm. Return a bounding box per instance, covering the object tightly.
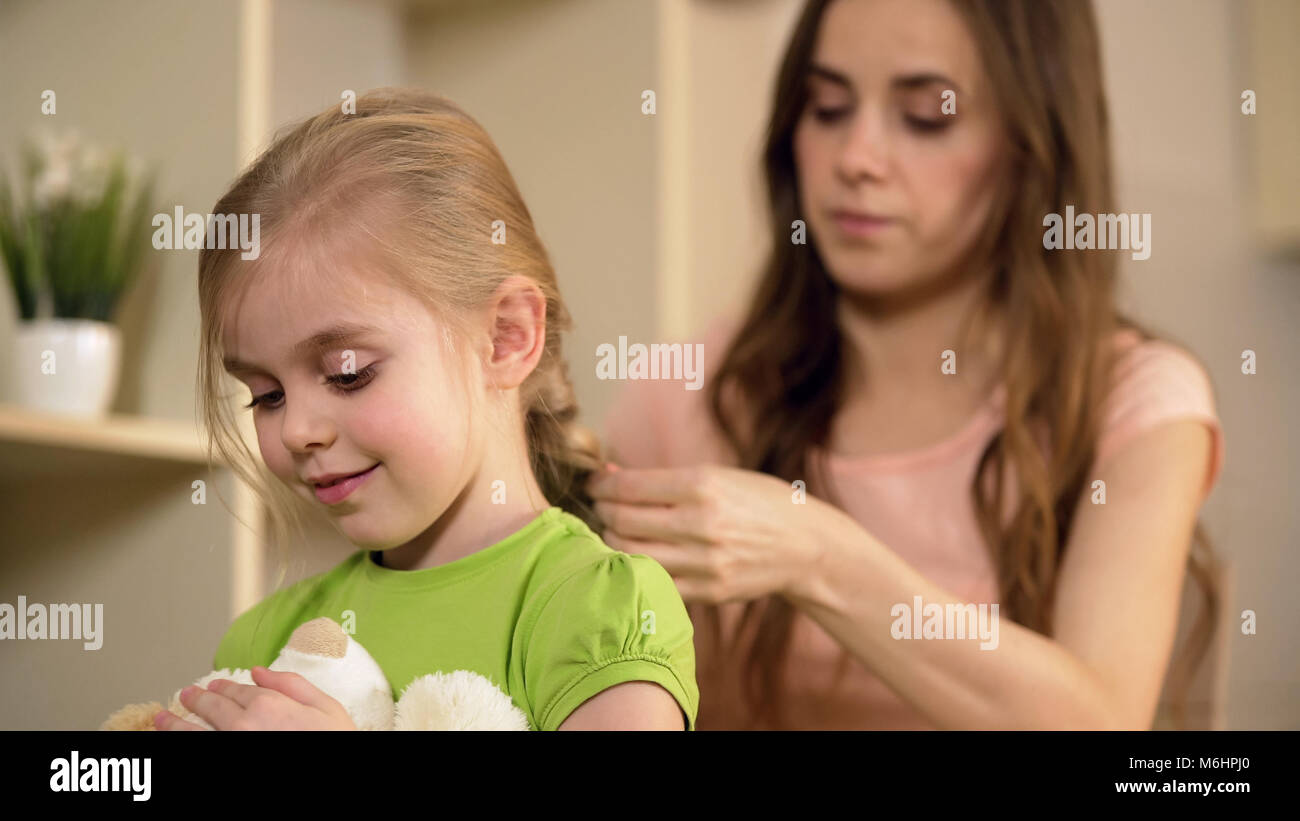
[783,505,1125,729]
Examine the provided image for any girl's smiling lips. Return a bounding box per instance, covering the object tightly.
[308,463,381,504]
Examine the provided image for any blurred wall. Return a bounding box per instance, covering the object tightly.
[679,0,803,338]
[1095,0,1298,729]
[270,0,405,132]
[405,0,658,430]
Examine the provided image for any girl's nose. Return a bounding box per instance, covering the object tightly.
[280,402,337,453]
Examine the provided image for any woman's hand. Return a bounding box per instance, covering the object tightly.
[587,463,832,605]
[153,666,357,731]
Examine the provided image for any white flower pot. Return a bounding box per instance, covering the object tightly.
[12,318,122,418]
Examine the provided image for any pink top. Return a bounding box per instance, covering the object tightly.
[601,319,1225,729]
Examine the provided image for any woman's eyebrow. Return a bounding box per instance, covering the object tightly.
[894,72,963,96]
[808,62,854,90]
[807,63,963,97]
[223,321,384,375]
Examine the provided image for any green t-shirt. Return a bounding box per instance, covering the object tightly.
[212,507,698,730]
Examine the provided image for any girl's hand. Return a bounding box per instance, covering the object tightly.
[587,463,829,605]
[153,666,357,731]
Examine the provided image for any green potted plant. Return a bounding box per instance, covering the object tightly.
[0,131,155,417]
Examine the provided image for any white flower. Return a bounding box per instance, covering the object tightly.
[32,161,72,210]
[30,130,77,209]
[72,144,110,205]
[28,130,121,209]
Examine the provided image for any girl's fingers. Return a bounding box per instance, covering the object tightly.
[179,685,243,729]
[205,677,267,708]
[154,709,207,731]
[249,666,335,712]
[587,466,705,505]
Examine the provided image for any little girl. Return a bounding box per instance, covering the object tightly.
[157,88,696,731]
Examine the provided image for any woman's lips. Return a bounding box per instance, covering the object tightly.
[833,210,897,238]
[314,464,380,505]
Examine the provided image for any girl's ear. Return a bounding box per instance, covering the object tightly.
[484,275,547,391]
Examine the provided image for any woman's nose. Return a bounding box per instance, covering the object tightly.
[836,108,890,184]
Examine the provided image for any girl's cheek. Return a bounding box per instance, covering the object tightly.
[258,434,298,488]
[354,392,449,464]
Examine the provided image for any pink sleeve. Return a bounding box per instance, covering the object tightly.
[603,378,672,469]
[1093,339,1225,500]
[600,316,742,470]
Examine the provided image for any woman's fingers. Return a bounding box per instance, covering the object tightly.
[602,531,712,580]
[592,501,712,545]
[603,533,728,604]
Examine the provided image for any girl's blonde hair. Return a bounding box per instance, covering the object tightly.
[196,88,603,589]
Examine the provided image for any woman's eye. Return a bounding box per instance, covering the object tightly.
[905,114,949,134]
[812,106,851,124]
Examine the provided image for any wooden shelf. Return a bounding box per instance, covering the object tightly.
[0,401,214,480]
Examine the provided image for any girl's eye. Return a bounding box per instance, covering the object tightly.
[325,363,378,392]
[244,390,283,410]
[905,114,949,134]
[242,364,377,411]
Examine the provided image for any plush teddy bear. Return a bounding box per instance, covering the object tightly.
[101,616,530,730]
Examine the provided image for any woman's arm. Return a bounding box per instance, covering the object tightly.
[590,418,1214,730]
[785,419,1214,729]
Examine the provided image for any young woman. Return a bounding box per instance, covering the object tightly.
[591,0,1223,729]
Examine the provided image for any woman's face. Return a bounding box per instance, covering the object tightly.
[793,0,1009,298]
[219,233,482,550]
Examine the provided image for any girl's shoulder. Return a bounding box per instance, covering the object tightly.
[516,513,699,730]
[1095,326,1224,496]
[522,510,692,643]
[529,510,678,599]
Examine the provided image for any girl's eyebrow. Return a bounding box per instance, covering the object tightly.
[223,321,384,375]
[807,62,964,96]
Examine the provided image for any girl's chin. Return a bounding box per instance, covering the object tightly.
[337,524,398,551]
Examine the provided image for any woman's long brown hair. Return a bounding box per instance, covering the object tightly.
[700,0,1219,729]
